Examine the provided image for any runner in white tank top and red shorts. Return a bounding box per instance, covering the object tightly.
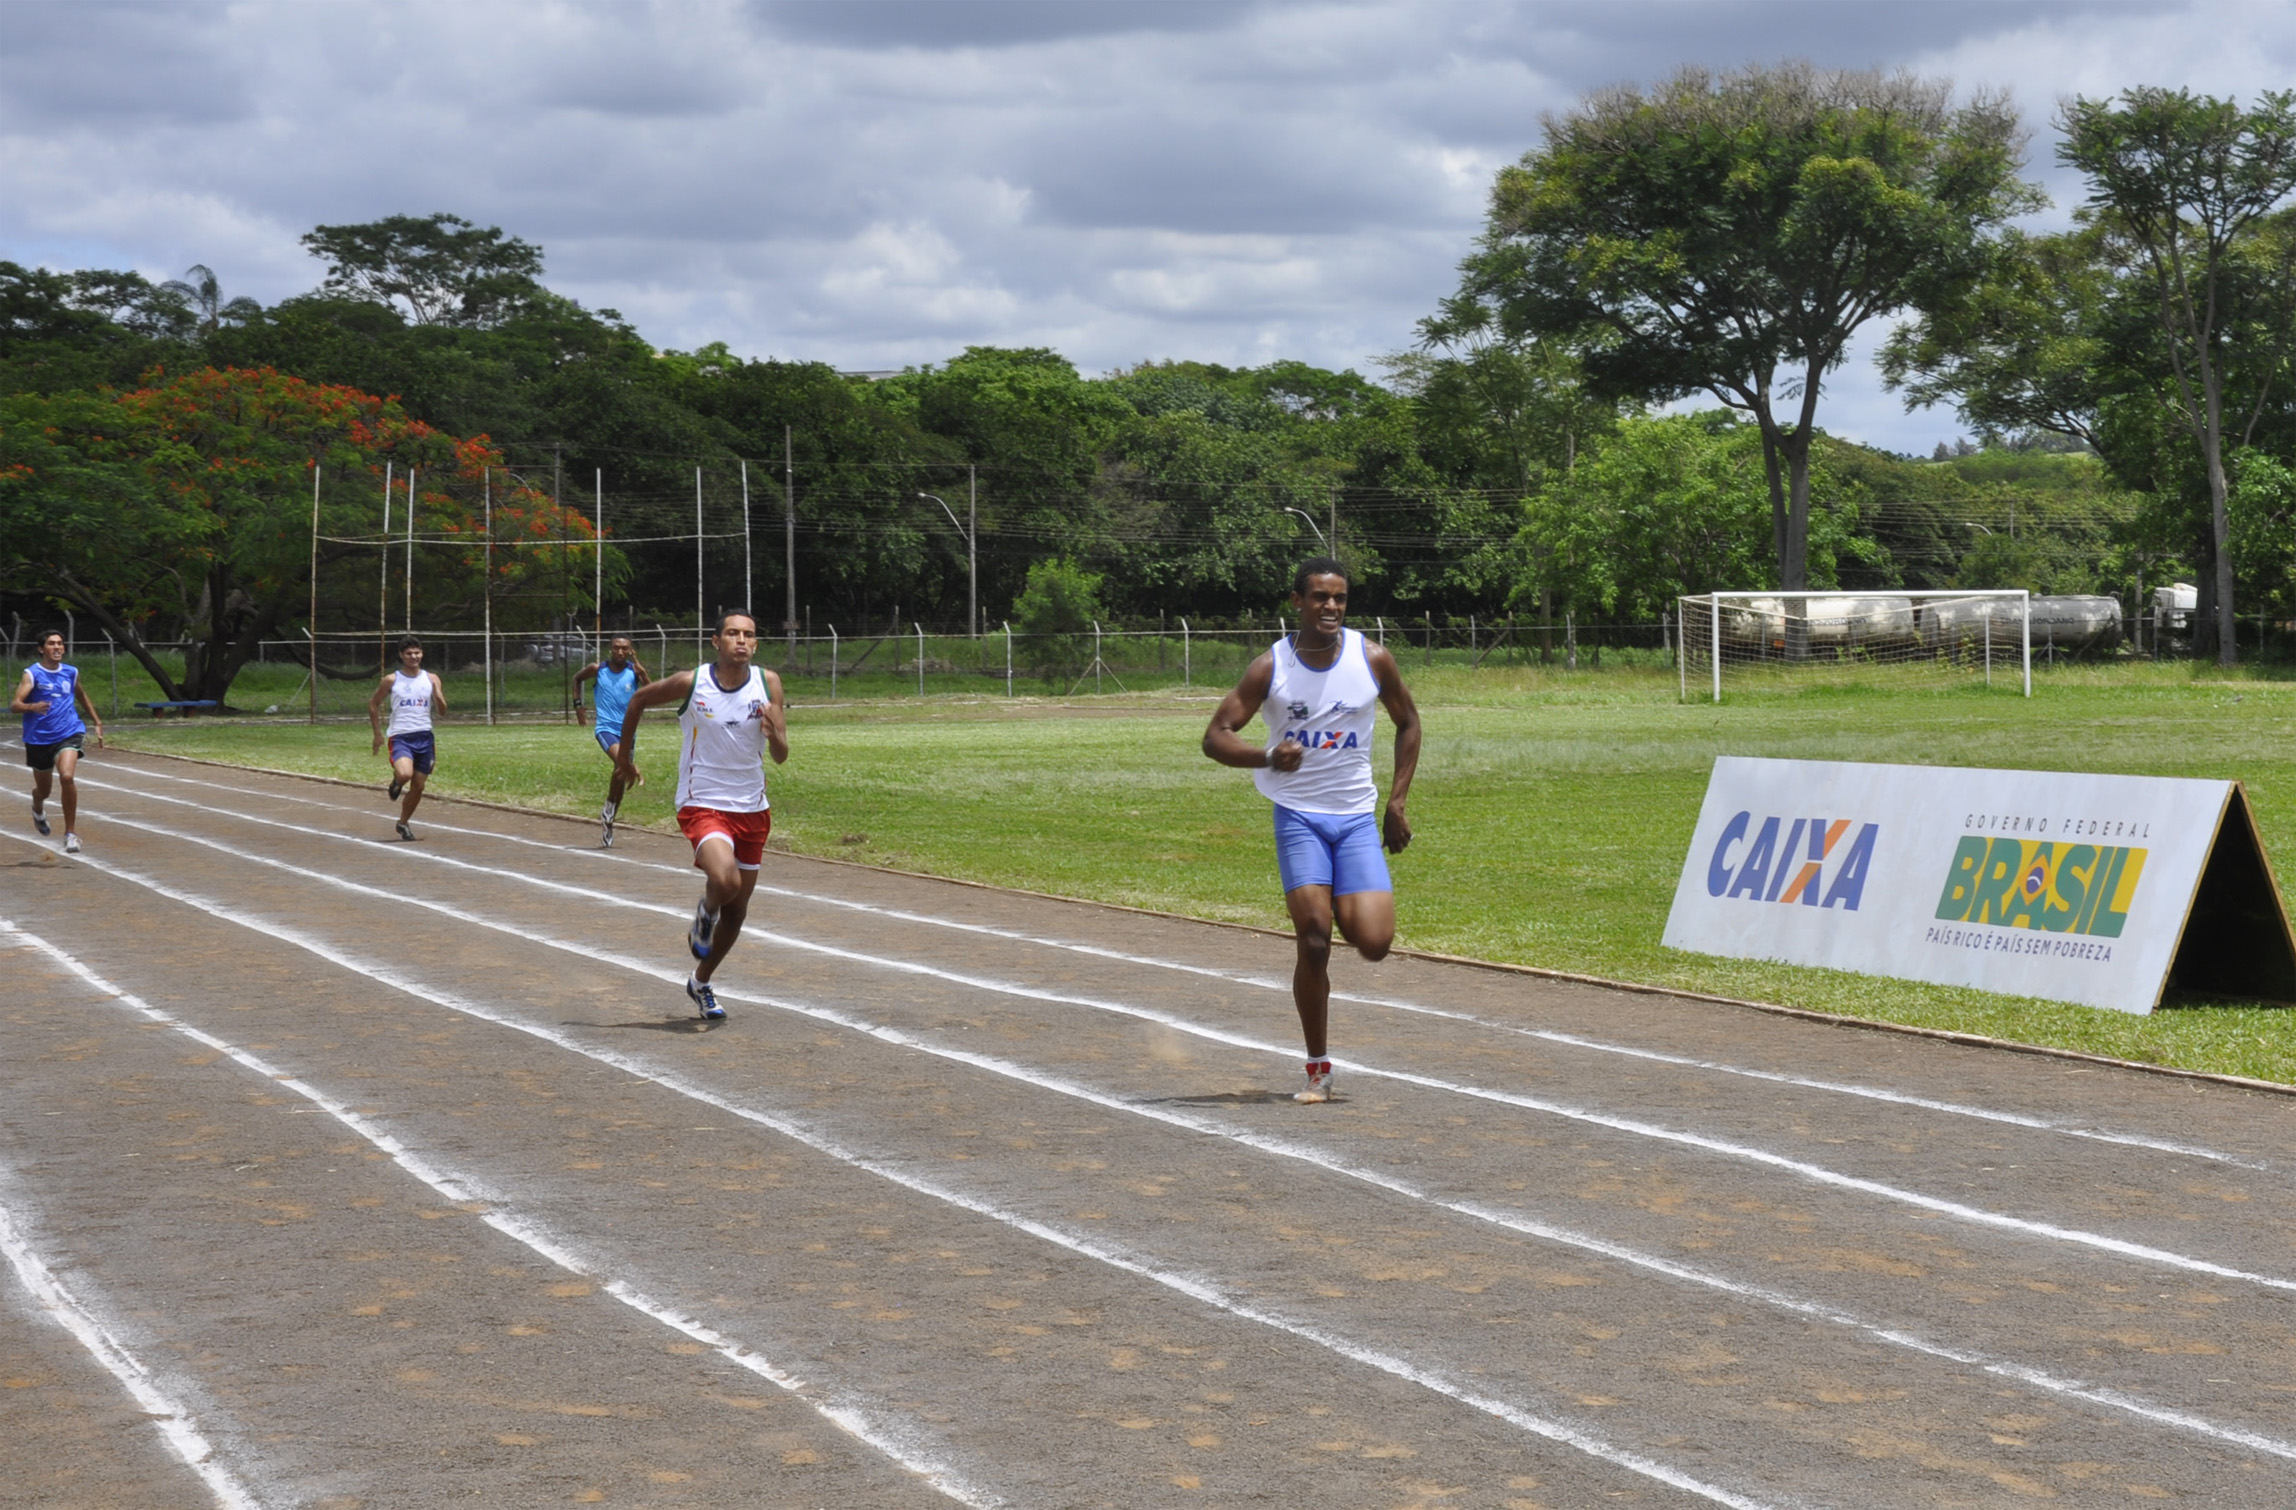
[1204,558,1423,1103]
[615,611,788,1021]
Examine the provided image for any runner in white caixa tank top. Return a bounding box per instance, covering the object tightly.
[615,612,788,1022]
[1203,558,1422,1104]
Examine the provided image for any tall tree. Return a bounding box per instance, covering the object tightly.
[300,213,545,328]
[1457,61,2038,609]
[2058,87,2296,663]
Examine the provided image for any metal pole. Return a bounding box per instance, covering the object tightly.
[2021,590,2032,697]
[1710,596,1721,703]
[379,460,391,675]
[1004,620,1013,697]
[107,632,116,718]
[967,463,978,639]
[830,626,838,701]
[915,622,925,696]
[308,459,320,724]
[695,466,706,660]
[740,459,751,619]
[484,467,495,726]
[404,468,415,632]
[1678,600,1688,702]
[1093,621,1102,695]
[594,468,604,662]
[1181,617,1190,687]
[784,425,797,669]
[1985,614,1992,688]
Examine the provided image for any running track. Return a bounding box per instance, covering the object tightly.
[7,748,2296,1508]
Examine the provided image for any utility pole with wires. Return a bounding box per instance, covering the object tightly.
[403,468,417,632]
[378,461,391,676]
[740,459,752,624]
[695,465,706,662]
[594,467,604,660]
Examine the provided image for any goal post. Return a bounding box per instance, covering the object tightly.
[1676,590,2032,702]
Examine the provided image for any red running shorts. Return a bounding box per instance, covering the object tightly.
[677,806,772,870]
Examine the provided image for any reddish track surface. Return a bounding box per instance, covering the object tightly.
[8,746,2296,1508]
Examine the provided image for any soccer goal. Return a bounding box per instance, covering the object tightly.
[1676,590,2032,702]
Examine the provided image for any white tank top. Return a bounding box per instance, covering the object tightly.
[386,669,434,736]
[675,665,773,813]
[1253,628,1380,816]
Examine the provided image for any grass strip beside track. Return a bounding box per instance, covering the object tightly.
[108,661,2296,1084]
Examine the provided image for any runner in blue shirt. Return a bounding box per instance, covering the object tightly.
[574,636,650,847]
[11,629,106,854]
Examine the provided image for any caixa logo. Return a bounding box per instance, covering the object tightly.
[1705,813,1879,910]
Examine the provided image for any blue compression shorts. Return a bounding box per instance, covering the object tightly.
[389,731,435,775]
[594,727,621,756]
[1272,804,1391,897]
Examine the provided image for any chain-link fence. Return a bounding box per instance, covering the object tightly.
[28,614,1691,720]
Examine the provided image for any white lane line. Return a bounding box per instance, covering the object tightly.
[0,1162,264,1510]
[42,818,2296,1472]
[7,835,1787,1510]
[76,798,2296,1300]
[0,916,999,1510]
[103,764,2259,1171]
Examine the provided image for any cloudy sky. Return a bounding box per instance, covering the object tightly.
[5,0,2293,454]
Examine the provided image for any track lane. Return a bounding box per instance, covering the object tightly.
[8,830,2286,1496]
[26,748,2296,1496]
[9,837,1790,1508]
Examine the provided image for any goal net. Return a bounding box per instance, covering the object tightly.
[1677,591,2036,701]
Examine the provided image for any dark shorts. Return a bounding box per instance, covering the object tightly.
[389,731,436,775]
[594,727,621,757]
[24,736,83,773]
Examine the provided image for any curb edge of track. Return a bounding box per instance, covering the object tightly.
[106,740,2296,1102]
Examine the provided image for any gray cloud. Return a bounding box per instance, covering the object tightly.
[3,0,2292,454]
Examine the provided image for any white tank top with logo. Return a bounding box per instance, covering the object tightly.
[1253,628,1380,816]
[675,665,773,813]
[386,669,434,736]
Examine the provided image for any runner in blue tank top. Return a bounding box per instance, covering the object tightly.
[574,636,650,847]
[1203,558,1422,1103]
[11,629,106,854]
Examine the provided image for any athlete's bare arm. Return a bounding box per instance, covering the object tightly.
[367,674,394,754]
[759,668,790,765]
[71,679,105,749]
[613,670,695,787]
[1202,653,1304,772]
[9,669,40,716]
[1366,642,1420,853]
[572,662,601,726]
[428,670,447,716]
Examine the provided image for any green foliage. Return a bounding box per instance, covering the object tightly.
[1010,557,1103,683]
[1463,61,2041,591]
[301,212,547,328]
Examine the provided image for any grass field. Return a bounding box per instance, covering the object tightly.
[100,659,2296,1084]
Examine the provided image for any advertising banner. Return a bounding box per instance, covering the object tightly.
[1662,757,2296,1014]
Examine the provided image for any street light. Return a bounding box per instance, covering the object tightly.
[919,490,977,638]
[1964,522,1995,536]
[1281,507,1328,547]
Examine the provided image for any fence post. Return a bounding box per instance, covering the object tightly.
[1469,615,1477,654]
[1677,602,1687,702]
[1180,618,1190,687]
[106,633,117,717]
[1565,611,1576,671]
[1375,614,1385,648]
[830,627,839,700]
[916,622,925,696]
[308,629,317,723]
[1711,597,1721,703]
[1004,621,1012,697]
[2021,591,2032,698]
[1093,621,1103,695]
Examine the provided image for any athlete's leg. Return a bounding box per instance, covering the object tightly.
[30,764,52,816]
[52,747,79,835]
[603,738,629,807]
[398,765,424,822]
[1283,883,1335,1060]
[1332,890,1395,962]
[694,868,760,984]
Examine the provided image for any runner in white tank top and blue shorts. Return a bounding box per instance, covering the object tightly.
[1204,558,1422,1103]
[614,611,789,1022]
[367,636,446,842]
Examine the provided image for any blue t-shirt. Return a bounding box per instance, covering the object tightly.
[21,663,84,745]
[592,664,638,737]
